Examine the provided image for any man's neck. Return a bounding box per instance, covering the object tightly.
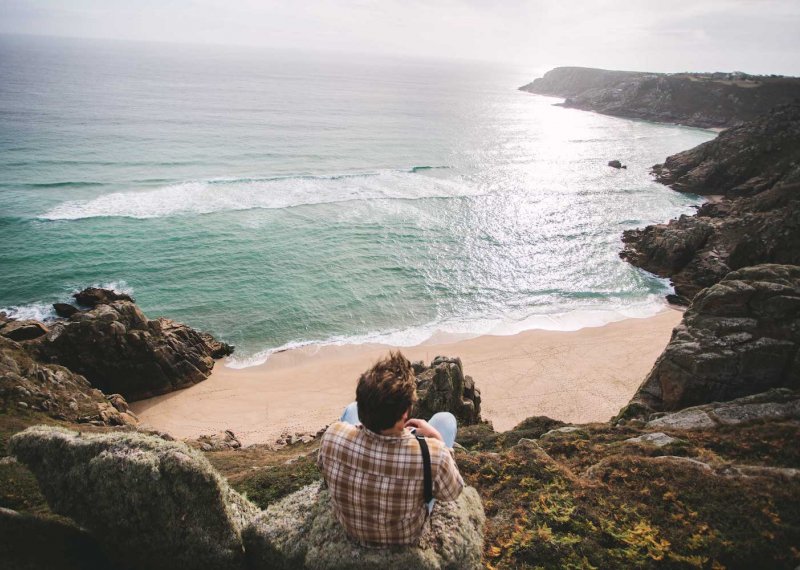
[379,425,406,437]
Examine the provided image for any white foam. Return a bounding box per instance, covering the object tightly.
[40,170,477,220]
[2,281,134,322]
[224,296,670,369]
[3,301,57,322]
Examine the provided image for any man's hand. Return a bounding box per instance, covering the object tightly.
[405,418,444,443]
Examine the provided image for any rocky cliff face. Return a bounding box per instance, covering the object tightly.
[621,182,800,301]
[30,289,233,401]
[652,103,800,197]
[628,265,800,412]
[0,336,138,427]
[520,66,800,128]
[620,104,800,302]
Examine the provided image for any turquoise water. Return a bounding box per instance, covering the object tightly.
[0,35,715,366]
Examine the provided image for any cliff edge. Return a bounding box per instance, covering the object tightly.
[520,66,800,128]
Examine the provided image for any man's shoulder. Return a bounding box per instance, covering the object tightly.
[321,421,361,447]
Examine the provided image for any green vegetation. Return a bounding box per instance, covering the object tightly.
[458,420,800,569]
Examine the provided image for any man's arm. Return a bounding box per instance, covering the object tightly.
[433,446,464,502]
[405,418,444,443]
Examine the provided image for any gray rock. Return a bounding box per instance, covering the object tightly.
[625,432,681,447]
[647,408,717,430]
[629,265,800,412]
[197,429,242,451]
[540,426,584,439]
[0,320,49,341]
[243,482,485,570]
[413,356,482,426]
[33,292,233,401]
[709,399,800,425]
[9,426,259,570]
[645,388,800,429]
[620,103,800,302]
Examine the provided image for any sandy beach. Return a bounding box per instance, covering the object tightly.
[131,309,682,445]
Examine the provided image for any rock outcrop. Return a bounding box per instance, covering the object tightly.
[628,265,800,412]
[643,389,800,430]
[32,288,234,401]
[652,103,800,197]
[0,336,138,426]
[9,426,259,570]
[72,287,135,307]
[621,104,800,302]
[520,66,800,129]
[621,182,800,301]
[243,482,485,570]
[0,320,49,341]
[413,356,482,426]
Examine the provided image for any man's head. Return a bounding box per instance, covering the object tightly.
[356,351,417,433]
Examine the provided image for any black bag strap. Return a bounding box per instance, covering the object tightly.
[415,434,433,504]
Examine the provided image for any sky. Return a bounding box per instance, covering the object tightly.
[2,0,800,75]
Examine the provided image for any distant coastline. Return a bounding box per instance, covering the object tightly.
[520,66,800,128]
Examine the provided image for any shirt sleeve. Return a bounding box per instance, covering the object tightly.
[433,446,464,502]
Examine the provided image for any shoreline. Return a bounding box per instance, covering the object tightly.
[131,309,683,445]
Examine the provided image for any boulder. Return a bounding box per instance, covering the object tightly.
[624,432,681,447]
[0,336,137,426]
[413,356,482,426]
[9,426,259,570]
[72,287,134,307]
[540,426,586,440]
[33,298,231,401]
[53,303,80,318]
[243,482,485,570]
[608,160,626,169]
[198,429,242,451]
[629,265,800,411]
[0,320,49,341]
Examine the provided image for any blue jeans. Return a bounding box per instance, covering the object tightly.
[339,402,457,449]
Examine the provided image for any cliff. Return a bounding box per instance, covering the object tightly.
[621,104,800,302]
[520,66,800,128]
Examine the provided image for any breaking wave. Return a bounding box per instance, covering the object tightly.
[40,168,469,220]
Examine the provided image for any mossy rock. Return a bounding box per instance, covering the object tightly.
[243,482,486,569]
[9,425,259,570]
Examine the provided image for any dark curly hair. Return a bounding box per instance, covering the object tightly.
[356,351,417,433]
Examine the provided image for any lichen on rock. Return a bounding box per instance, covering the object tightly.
[243,482,486,570]
[9,426,259,570]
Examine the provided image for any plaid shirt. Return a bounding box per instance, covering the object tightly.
[317,421,464,546]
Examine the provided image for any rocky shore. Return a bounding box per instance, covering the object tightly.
[3,74,800,568]
[520,66,800,128]
[620,103,800,303]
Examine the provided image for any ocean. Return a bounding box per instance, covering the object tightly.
[0,35,715,367]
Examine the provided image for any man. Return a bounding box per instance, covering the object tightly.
[317,351,464,547]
